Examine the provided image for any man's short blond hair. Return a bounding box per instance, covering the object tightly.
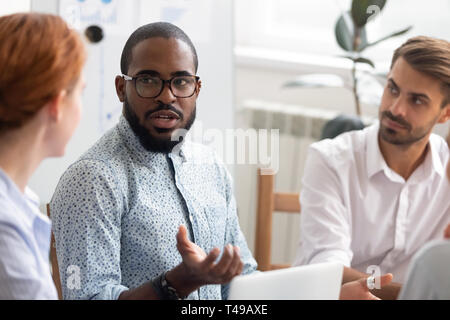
[391,36,450,108]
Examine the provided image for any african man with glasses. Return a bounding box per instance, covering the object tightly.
[50,22,257,300]
[49,21,391,301]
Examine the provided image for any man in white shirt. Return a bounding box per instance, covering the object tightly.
[293,36,450,300]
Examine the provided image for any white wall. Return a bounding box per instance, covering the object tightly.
[0,0,31,15]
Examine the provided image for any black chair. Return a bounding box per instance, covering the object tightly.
[321,114,365,140]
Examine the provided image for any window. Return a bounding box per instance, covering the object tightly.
[236,0,450,69]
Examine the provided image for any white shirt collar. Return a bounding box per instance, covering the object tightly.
[366,122,387,179]
[366,122,445,183]
[0,167,48,224]
[428,133,446,177]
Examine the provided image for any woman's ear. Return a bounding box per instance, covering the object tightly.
[46,90,67,123]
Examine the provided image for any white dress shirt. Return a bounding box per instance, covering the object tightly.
[293,122,450,283]
[0,168,57,299]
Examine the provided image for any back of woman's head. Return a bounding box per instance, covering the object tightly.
[0,13,86,133]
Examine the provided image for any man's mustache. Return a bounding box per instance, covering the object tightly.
[145,104,183,120]
[382,111,411,130]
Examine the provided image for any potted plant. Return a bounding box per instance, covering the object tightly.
[284,0,412,124]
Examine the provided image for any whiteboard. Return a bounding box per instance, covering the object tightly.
[29,0,234,204]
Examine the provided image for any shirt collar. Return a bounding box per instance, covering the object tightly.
[366,121,445,182]
[117,115,188,165]
[0,167,46,223]
[400,138,444,184]
[426,134,445,177]
[366,122,389,179]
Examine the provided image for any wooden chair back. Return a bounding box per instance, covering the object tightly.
[254,168,301,271]
[46,204,62,300]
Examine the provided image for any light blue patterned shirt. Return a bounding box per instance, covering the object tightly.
[50,115,257,300]
[0,168,58,299]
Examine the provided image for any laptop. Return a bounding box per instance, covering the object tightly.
[228,262,343,300]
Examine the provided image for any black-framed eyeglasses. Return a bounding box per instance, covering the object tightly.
[122,74,200,98]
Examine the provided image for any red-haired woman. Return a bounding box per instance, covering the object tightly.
[0,13,86,299]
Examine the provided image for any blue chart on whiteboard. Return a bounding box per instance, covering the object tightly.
[59,0,134,31]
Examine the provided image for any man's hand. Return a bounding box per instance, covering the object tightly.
[119,225,244,300]
[339,273,393,300]
[174,225,244,287]
[444,223,450,239]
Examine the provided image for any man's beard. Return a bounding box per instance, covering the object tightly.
[379,110,436,146]
[123,98,196,153]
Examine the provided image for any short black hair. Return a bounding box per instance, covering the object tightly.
[120,21,198,75]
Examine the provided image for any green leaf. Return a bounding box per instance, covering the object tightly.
[338,53,360,61]
[354,57,375,68]
[351,0,387,27]
[339,55,375,68]
[365,26,413,48]
[335,13,353,51]
[356,27,368,52]
[335,12,368,52]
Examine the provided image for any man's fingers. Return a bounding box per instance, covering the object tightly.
[368,293,381,300]
[236,257,244,276]
[176,225,189,246]
[211,244,234,276]
[222,246,243,281]
[379,273,393,287]
[444,223,450,239]
[229,246,243,276]
[361,273,393,290]
[201,247,220,268]
[194,247,221,274]
[176,225,196,257]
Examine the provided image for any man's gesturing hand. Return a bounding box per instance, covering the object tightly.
[176,225,244,286]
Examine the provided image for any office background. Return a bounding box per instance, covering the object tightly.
[1,0,449,266]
